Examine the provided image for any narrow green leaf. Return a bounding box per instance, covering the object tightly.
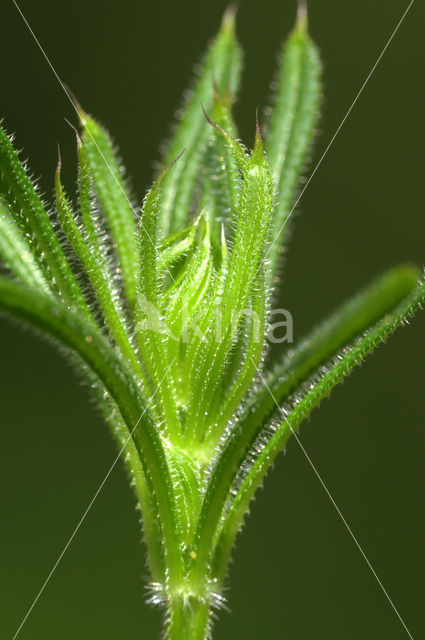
[164,218,213,328]
[138,173,161,307]
[0,123,91,315]
[159,8,243,236]
[166,445,202,549]
[240,265,421,444]
[135,172,181,442]
[210,265,267,442]
[0,278,143,428]
[265,11,322,279]
[79,112,139,309]
[200,91,241,243]
[83,373,165,583]
[0,278,185,591]
[159,223,197,272]
[212,273,425,583]
[0,202,51,293]
[184,127,273,443]
[55,160,142,375]
[186,265,421,586]
[76,134,107,262]
[165,217,215,408]
[110,409,165,582]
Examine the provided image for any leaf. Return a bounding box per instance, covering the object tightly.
[135,172,181,441]
[164,216,215,407]
[185,265,421,585]
[164,217,213,325]
[78,111,139,310]
[212,273,425,583]
[0,278,185,590]
[0,123,90,315]
[159,223,197,272]
[0,202,51,293]
[138,172,162,307]
[55,159,142,375]
[265,11,322,279]
[158,7,243,236]
[79,368,165,583]
[76,133,109,264]
[103,402,165,582]
[239,264,421,448]
[166,445,202,549]
[0,278,142,425]
[200,90,241,244]
[211,264,268,441]
[183,125,273,443]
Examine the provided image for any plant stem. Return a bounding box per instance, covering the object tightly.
[167,594,212,640]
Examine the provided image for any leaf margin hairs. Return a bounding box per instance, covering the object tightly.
[0,201,51,293]
[0,278,185,592]
[158,6,243,236]
[265,11,322,281]
[78,110,139,310]
[211,272,425,583]
[0,122,91,316]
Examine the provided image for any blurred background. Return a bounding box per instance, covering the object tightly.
[1,0,424,638]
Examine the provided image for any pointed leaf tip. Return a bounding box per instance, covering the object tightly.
[162,148,186,176]
[202,105,224,136]
[63,117,83,151]
[56,144,62,174]
[64,85,87,121]
[297,0,308,28]
[222,4,238,31]
[202,104,213,124]
[55,145,65,190]
[255,108,261,140]
[155,147,186,188]
[253,109,264,156]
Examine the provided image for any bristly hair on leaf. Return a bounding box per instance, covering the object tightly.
[0,4,423,640]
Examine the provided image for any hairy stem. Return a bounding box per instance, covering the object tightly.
[167,594,212,640]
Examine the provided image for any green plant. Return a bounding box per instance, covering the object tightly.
[0,4,423,639]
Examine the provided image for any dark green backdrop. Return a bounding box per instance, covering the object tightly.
[1,1,424,638]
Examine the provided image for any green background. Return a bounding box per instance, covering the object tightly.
[1,0,424,638]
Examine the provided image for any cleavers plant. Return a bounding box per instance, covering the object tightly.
[0,5,424,639]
